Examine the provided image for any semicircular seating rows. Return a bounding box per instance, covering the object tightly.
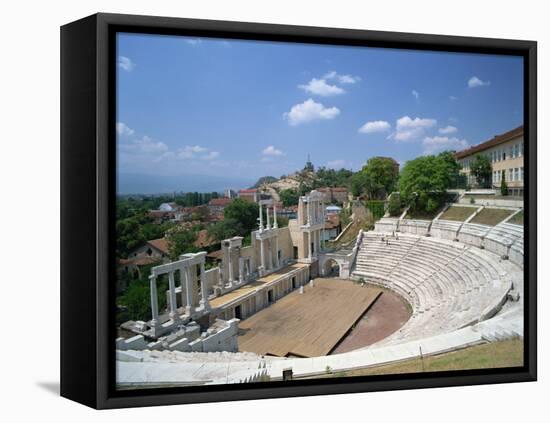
[376,217,524,269]
[352,231,522,346]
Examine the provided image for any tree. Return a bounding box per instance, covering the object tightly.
[279,188,300,207]
[117,263,167,322]
[207,218,243,242]
[116,216,145,258]
[388,193,401,216]
[315,167,353,187]
[438,151,462,188]
[223,198,260,233]
[349,157,399,200]
[350,172,368,197]
[398,152,458,213]
[470,154,492,188]
[500,170,509,196]
[166,227,198,260]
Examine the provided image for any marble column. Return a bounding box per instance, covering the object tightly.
[180,269,188,310]
[185,266,193,315]
[308,232,312,260]
[259,204,264,232]
[168,271,178,320]
[273,203,278,228]
[199,261,209,309]
[238,257,244,283]
[228,247,234,282]
[307,201,311,225]
[149,275,159,327]
[266,207,271,230]
[260,239,265,272]
[267,239,273,270]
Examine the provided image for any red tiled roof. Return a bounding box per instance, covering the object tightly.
[119,256,160,266]
[147,238,171,254]
[148,210,173,217]
[455,125,524,159]
[239,189,257,194]
[208,198,232,207]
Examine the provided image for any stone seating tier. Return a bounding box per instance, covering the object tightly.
[352,232,515,345]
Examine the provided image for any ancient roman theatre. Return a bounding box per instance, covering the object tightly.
[116,191,524,387]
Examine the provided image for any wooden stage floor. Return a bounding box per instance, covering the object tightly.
[238,278,382,358]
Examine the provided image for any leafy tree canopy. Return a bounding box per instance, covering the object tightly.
[166,227,198,260]
[223,198,260,233]
[361,157,399,199]
[279,188,300,207]
[398,151,459,212]
[470,154,492,188]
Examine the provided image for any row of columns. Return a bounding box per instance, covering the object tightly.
[223,246,251,285]
[258,202,278,233]
[259,237,279,273]
[306,199,323,226]
[149,260,209,329]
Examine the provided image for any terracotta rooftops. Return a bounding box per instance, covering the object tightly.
[147,238,171,255]
[208,198,232,207]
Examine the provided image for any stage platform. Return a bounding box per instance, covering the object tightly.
[238,278,382,358]
[209,263,308,309]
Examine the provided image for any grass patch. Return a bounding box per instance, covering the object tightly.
[464,194,523,201]
[508,211,524,225]
[439,206,477,222]
[316,339,523,378]
[406,207,444,220]
[470,208,514,226]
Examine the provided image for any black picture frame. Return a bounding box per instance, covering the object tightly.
[60,12,537,409]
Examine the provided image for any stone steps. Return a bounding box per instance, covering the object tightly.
[353,231,518,346]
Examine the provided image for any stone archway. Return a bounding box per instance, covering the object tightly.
[323,258,340,277]
[318,253,353,279]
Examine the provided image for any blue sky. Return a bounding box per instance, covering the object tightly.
[116,33,523,194]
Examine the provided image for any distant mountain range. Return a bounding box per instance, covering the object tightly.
[117,173,257,195]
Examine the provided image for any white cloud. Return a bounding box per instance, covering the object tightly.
[117,56,135,72]
[423,136,469,155]
[439,125,458,135]
[119,136,168,154]
[184,38,202,46]
[299,78,345,96]
[468,76,490,88]
[412,90,419,100]
[201,151,220,161]
[283,99,340,126]
[262,145,284,156]
[358,120,391,134]
[393,116,437,141]
[327,159,349,168]
[324,71,361,84]
[177,145,219,160]
[116,122,135,137]
[449,95,458,101]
